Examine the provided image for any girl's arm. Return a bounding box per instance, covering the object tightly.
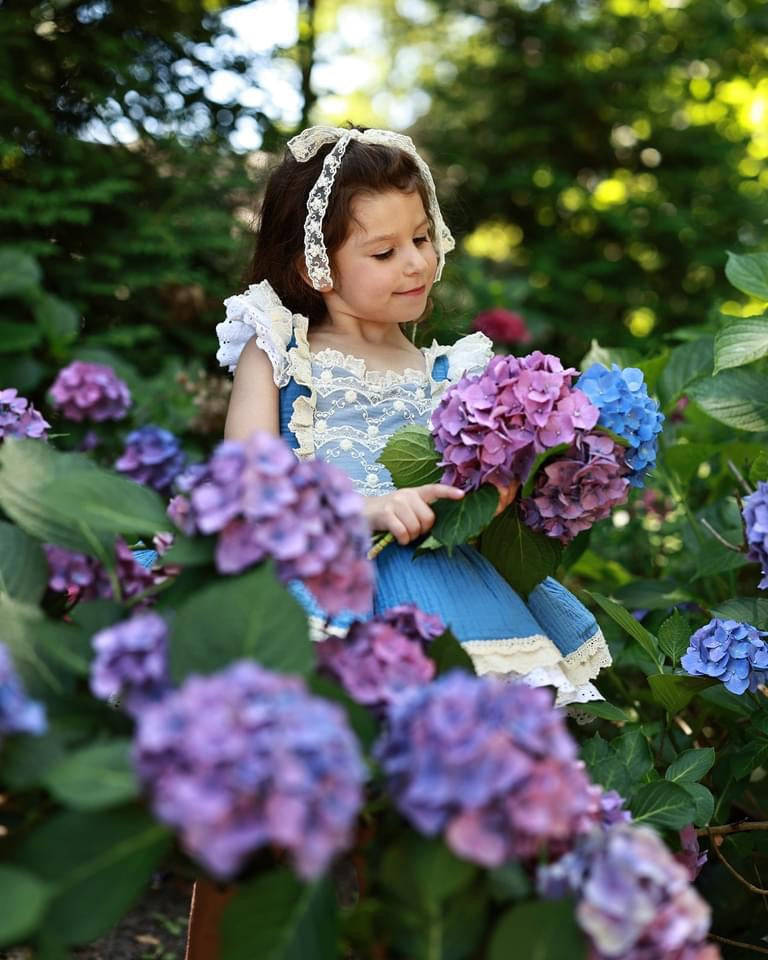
[224,337,279,440]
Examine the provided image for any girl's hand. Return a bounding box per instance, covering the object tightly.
[363,484,465,545]
[493,480,520,516]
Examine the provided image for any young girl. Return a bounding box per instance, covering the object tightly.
[216,124,611,707]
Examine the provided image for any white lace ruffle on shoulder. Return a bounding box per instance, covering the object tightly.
[426,331,494,384]
[216,280,297,385]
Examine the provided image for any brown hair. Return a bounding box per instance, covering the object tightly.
[246,135,433,326]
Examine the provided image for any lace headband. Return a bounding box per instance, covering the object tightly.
[286,125,456,291]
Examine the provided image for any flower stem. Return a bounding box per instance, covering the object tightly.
[368,533,394,559]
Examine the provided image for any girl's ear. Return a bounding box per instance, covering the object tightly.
[296,255,332,293]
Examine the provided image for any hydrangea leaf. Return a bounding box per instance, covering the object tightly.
[585,591,662,667]
[693,541,749,579]
[725,250,768,300]
[489,900,587,960]
[0,520,47,603]
[161,533,215,567]
[612,729,654,783]
[427,628,476,676]
[714,314,768,373]
[0,320,43,352]
[662,442,718,485]
[0,866,50,947]
[308,675,378,751]
[479,503,562,597]
[378,424,442,488]
[581,734,634,797]
[572,700,632,723]
[427,484,499,551]
[710,597,768,630]
[520,442,570,498]
[615,579,693,613]
[629,780,697,829]
[43,741,138,811]
[0,248,42,297]
[657,610,692,666]
[221,868,337,960]
[678,782,715,827]
[665,747,715,784]
[657,337,713,411]
[580,338,641,371]
[380,835,477,907]
[14,808,171,944]
[688,369,768,432]
[749,450,768,487]
[647,674,717,714]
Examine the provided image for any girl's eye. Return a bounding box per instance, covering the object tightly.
[414,235,429,246]
[372,250,394,261]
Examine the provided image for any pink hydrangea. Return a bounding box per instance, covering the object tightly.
[49,361,131,422]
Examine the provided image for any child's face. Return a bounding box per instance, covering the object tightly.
[324,189,437,325]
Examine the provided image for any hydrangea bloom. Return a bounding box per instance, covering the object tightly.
[115,425,187,492]
[681,617,768,695]
[430,351,600,491]
[471,308,532,345]
[374,672,600,866]
[520,432,630,543]
[742,481,768,589]
[538,824,720,960]
[676,824,708,882]
[90,612,169,715]
[0,388,50,441]
[49,361,131,422]
[576,364,664,488]
[317,606,441,712]
[0,643,47,743]
[598,789,632,828]
[171,432,373,616]
[44,538,156,601]
[133,661,365,881]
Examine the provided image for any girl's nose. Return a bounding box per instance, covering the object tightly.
[404,246,429,274]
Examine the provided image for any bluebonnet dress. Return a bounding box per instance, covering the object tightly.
[216,281,612,708]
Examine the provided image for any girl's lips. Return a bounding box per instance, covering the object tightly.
[395,285,426,296]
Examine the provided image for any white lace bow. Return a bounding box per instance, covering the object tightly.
[287,125,456,291]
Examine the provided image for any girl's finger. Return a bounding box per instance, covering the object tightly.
[387,514,410,546]
[412,499,436,534]
[419,483,465,502]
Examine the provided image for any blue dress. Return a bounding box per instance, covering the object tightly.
[214,282,612,708]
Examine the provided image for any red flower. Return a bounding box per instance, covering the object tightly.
[472,308,532,344]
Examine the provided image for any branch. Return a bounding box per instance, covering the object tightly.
[728,458,753,496]
[697,821,768,837]
[709,933,768,955]
[708,831,768,895]
[699,517,743,552]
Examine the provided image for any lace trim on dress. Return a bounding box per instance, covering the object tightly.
[462,634,563,675]
[311,347,430,387]
[286,312,316,459]
[560,628,612,688]
[216,280,295,383]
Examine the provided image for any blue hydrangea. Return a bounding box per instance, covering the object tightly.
[576,363,664,487]
[115,425,187,492]
[0,643,47,743]
[90,612,170,715]
[742,481,768,589]
[681,617,768,695]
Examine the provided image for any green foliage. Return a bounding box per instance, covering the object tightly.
[378,425,443,487]
[479,503,563,597]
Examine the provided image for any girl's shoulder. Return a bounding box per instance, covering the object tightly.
[426,330,494,382]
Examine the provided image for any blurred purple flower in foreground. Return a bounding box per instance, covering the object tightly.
[115,425,188,492]
[538,824,720,960]
[471,308,532,345]
[0,388,50,441]
[91,612,169,715]
[49,360,131,422]
[133,661,365,881]
[742,481,768,589]
[317,604,442,712]
[430,351,600,492]
[44,538,156,601]
[520,432,630,543]
[375,672,601,867]
[675,824,708,882]
[681,617,768,695]
[170,432,373,616]
[0,643,47,743]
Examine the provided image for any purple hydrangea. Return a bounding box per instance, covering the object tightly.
[681,617,768,695]
[90,612,169,715]
[317,607,440,712]
[115,425,187,493]
[44,538,156,601]
[675,824,708,882]
[171,432,373,616]
[538,824,720,960]
[598,789,632,829]
[49,360,131,422]
[576,364,664,488]
[520,431,630,543]
[0,643,47,743]
[742,481,768,589]
[0,388,50,441]
[430,351,600,491]
[374,672,601,867]
[132,661,365,881]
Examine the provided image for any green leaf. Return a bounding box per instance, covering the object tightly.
[580,340,641,371]
[520,442,570,498]
[657,610,692,666]
[0,320,43,352]
[725,250,768,300]
[479,504,563,597]
[378,424,442,487]
[221,869,336,960]
[0,520,47,603]
[44,741,139,811]
[730,740,768,781]
[16,808,171,944]
[693,541,748,579]
[613,729,654,782]
[662,442,718,485]
[678,781,714,827]
[572,700,631,723]
[615,579,693,613]
[710,597,768,630]
[0,248,42,297]
[427,628,476,675]
[688,370,768,432]
[581,734,633,796]
[647,674,717,713]
[0,865,50,946]
[585,591,661,667]
[161,533,215,567]
[749,450,768,487]
[489,900,587,960]
[427,484,498,550]
[665,747,715,784]
[714,315,768,373]
[169,564,312,682]
[629,780,697,829]
[657,338,713,410]
[34,294,79,348]
[307,675,378,750]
